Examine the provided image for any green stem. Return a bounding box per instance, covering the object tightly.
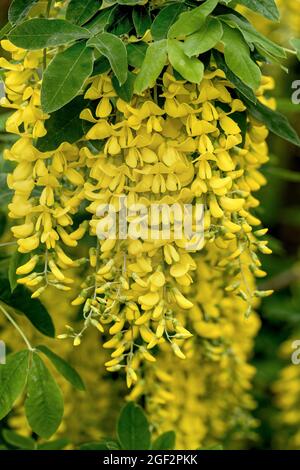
[283,47,297,56]
[0,303,35,351]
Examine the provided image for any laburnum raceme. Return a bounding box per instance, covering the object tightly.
[0,40,88,298]
[1,36,273,391]
[65,66,272,388]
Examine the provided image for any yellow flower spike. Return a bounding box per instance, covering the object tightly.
[171,343,186,360]
[16,255,39,275]
[49,260,65,282]
[109,318,125,335]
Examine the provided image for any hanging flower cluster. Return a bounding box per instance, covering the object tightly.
[0,40,88,297]
[63,66,272,389]
[1,35,274,393]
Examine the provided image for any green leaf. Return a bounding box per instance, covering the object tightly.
[37,438,69,450]
[222,14,286,59]
[127,42,147,68]
[214,50,257,104]
[85,6,117,35]
[236,0,279,21]
[265,167,300,182]
[8,0,39,25]
[41,42,94,114]
[92,56,111,76]
[151,3,186,41]
[132,6,151,37]
[222,24,261,91]
[0,350,30,420]
[36,95,87,152]
[0,23,13,41]
[8,19,90,50]
[183,17,223,57]
[290,38,300,61]
[117,402,151,450]
[66,0,100,26]
[168,39,204,83]
[152,431,176,450]
[168,0,218,39]
[37,345,85,391]
[112,71,136,102]
[240,95,300,147]
[8,250,29,293]
[87,32,127,85]
[0,279,55,337]
[134,40,167,93]
[2,429,35,450]
[25,353,64,439]
[108,5,132,36]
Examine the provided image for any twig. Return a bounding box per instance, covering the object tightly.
[0,303,34,351]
